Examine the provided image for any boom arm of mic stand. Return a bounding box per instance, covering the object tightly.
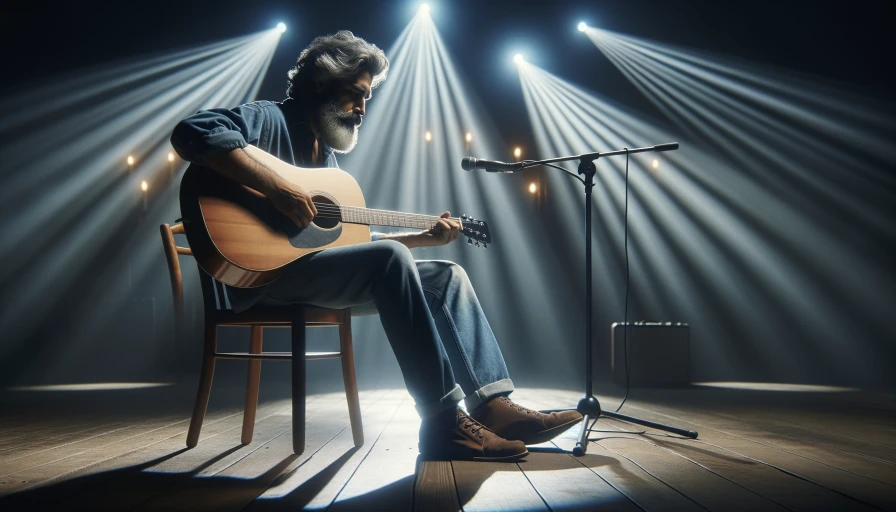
[513,143,679,184]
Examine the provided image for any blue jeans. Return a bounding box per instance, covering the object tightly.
[257,240,514,418]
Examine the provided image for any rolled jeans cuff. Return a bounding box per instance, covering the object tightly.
[415,383,465,419]
[464,378,514,411]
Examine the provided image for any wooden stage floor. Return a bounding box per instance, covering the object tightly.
[0,385,893,511]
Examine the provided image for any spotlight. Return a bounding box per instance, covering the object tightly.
[652,158,659,169]
[425,130,432,142]
[140,180,148,192]
[578,22,587,32]
[419,4,430,16]
[167,152,175,163]
[126,155,134,166]
[513,53,524,65]
[529,182,537,194]
[465,132,472,143]
[514,146,522,159]
[276,22,286,34]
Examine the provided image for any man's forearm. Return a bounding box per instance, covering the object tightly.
[203,145,285,197]
[376,231,430,249]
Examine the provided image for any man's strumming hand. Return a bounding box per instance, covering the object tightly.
[268,180,318,229]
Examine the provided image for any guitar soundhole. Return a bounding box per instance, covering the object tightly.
[311,195,339,230]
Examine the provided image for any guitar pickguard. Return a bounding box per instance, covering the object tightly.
[287,221,343,248]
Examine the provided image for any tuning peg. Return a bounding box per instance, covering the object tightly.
[468,238,473,245]
[483,243,488,249]
[462,214,467,219]
[475,241,480,247]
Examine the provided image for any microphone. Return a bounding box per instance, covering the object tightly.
[653,142,679,152]
[461,156,520,173]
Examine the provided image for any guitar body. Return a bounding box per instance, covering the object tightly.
[180,157,370,288]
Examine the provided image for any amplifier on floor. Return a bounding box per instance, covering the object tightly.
[611,321,690,387]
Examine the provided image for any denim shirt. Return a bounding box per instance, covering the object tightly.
[170,98,343,312]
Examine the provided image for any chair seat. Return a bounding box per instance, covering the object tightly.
[214,305,346,326]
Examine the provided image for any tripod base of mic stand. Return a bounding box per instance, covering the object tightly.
[543,396,698,456]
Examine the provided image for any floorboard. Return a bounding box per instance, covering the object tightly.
[0,395,298,506]
[521,450,641,512]
[452,460,548,512]
[72,399,293,512]
[704,411,896,485]
[414,460,460,512]
[601,419,877,512]
[131,392,353,512]
[0,385,893,512]
[616,400,896,510]
[328,397,419,512]
[243,389,404,511]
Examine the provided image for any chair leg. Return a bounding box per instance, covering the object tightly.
[241,326,264,445]
[187,320,217,448]
[339,309,364,447]
[291,306,306,455]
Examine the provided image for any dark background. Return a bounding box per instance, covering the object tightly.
[3,0,893,149]
[0,0,893,394]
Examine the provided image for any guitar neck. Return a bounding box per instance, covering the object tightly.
[320,203,455,229]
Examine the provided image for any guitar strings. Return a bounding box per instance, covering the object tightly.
[311,203,452,220]
[310,207,452,222]
[304,202,465,227]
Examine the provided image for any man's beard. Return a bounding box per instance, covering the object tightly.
[315,100,361,154]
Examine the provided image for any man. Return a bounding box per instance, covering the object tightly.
[171,30,582,461]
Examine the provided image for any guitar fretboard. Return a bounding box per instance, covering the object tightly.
[318,203,457,229]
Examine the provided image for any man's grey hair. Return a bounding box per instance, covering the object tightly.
[287,30,389,98]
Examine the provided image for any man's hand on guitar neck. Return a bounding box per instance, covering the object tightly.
[376,212,461,250]
[421,211,462,247]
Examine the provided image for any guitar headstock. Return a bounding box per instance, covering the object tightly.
[460,214,492,249]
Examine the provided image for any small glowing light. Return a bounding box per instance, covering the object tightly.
[168,152,175,163]
[514,147,522,159]
[652,159,659,169]
[578,22,587,32]
[425,131,432,142]
[141,180,148,192]
[513,54,524,65]
[465,132,472,143]
[126,155,134,166]
[276,22,287,34]
[529,182,537,194]
[419,4,430,16]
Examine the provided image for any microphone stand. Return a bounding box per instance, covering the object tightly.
[498,143,697,455]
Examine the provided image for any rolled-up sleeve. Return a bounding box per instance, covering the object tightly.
[170,103,267,165]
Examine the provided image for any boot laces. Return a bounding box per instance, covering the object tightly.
[459,412,487,438]
[499,397,541,417]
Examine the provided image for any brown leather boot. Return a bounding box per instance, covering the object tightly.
[470,396,583,445]
[418,408,528,461]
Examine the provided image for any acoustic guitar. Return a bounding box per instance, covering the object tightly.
[179,146,492,288]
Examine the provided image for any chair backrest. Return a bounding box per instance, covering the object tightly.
[160,223,192,325]
[160,223,233,325]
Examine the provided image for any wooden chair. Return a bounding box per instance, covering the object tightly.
[160,222,363,454]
